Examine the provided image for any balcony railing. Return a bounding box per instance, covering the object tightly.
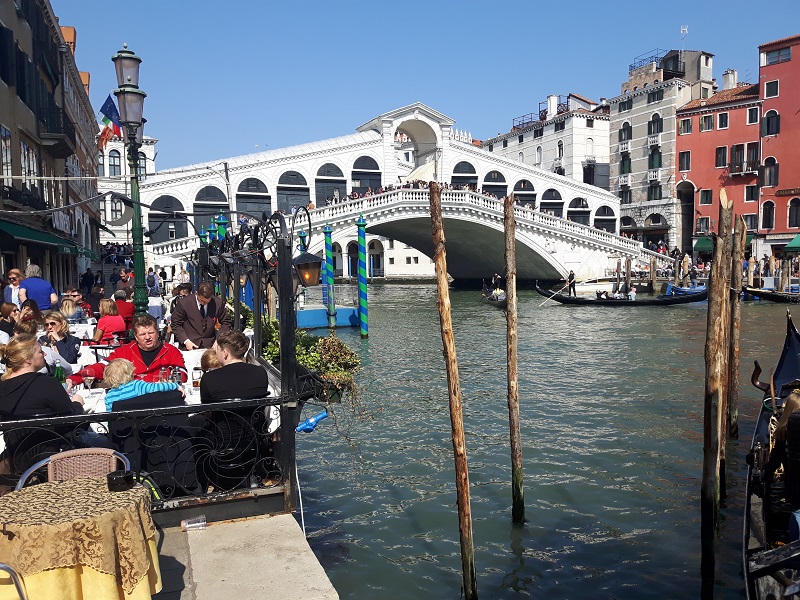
[618,140,630,153]
[729,160,760,175]
[618,174,631,186]
[38,107,77,159]
[2,184,47,210]
[647,133,662,147]
[648,168,661,182]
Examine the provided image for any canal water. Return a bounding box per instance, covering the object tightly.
[296,284,785,599]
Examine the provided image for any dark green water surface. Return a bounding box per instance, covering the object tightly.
[296,285,786,599]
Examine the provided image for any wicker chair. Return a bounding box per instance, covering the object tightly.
[0,563,27,599]
[15,448,131,490]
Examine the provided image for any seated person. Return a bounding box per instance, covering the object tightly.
[103,358,184,411]
[92,298,126,344]
[0,334,84,417]
[15,320,73,376]
[628,287,637,301]
[612,290,625,299]
[39,312,81,364]
[58,298,84,322]
[598,290,610,300]
[200,331,269,403]
[75,313,185,384]
[86,285,104,316]
[113,289,135,329]
[201,348,220,372]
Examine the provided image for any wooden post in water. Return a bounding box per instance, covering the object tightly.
[769,255,776,283]
[504,196,524,524]
[673,256,681,285]
[428,182,478,600]
[729,216,746,439]
[701,187,734,598]
[682,254,691,287]
[624,257,632,293]
[616,258,622,293]
[779,259,790,293]
[649,256,657,292]
[747,259,755,288]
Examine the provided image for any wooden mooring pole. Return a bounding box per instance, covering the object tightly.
[428,182,478,600]
[701,188,733,598]
[616,258,622,293]
[504,196,524,524]
[729,216,746,439]
[624,257,632,293]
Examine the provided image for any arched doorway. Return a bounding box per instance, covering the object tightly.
[194,185,227,234]
[394,118,439,180]
[149,196,188,243]
[540,189,563,217]
[676,180,696,254]
[644,213,669,247]
[451,161,477,190]
[620,216,637,238]
[236,178,271,224]
[567,197,590,225]
[347,242,359,278]
[483,170,507,198]
[331,242,343,277]
[593,206,616,233]
[316,163,346,206]
[368,240,384,277]
[351,156,381,196]
[277,171,310,213]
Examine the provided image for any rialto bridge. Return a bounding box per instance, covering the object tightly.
[143,103,670,281]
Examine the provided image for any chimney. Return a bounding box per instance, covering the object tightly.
[722,69,738,91]
[600,98,607,106]
[547,94,558,120]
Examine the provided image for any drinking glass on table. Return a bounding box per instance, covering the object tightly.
[82,374,95,389]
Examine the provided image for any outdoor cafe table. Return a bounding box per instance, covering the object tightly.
[0,477,162,600]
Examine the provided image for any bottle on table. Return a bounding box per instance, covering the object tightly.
[159,367,168,382]
[192,367,202,389]
[52,359,66,384]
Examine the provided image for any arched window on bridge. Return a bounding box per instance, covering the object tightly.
[513,179,536,208]
[451,161,477,190]
[593,205,617,233]
[149,195,188,244]
[351,156,381,196]
[483,170,507,199]
[194,185,228,234]
[566,198,590,225]
[540,189,563,218]
[316,163,346,206]
[368,240,385,277]
[236,178,270,224]
[535,146,542,165]
[277,171,310,213]
[644,213,668,246]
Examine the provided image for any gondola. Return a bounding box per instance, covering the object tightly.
[664,282,707,296]
[534,284,707,306]
[744,311,800,599]
[743,286,800,304]
[481,281,507,309]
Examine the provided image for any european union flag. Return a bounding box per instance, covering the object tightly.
[99,94,122,129]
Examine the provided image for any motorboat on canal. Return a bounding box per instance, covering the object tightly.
[743,286,800,304]
[481,281,507,309]
[534,283,708,306]
[744,311,800,599]
[664,282,707,296]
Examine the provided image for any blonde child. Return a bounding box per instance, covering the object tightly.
[103,358,183,411]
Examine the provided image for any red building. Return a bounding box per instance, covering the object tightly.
[676,72,760,256]
[757,34,800,258]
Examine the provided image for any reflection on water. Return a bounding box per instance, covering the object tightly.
[297,285,786,598]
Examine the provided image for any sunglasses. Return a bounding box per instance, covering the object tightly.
[8,277,17,281]
[46,322,58,326]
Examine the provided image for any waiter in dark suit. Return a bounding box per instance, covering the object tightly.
[171,282,232,350]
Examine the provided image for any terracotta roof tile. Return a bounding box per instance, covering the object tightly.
[678,84,759,111]
[760,34,800,49]
[569,92,596,105]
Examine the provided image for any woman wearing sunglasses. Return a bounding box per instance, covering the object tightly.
[39,312,81,364]
[0,302,19,339]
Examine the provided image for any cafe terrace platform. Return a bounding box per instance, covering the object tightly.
[155,514,338,600]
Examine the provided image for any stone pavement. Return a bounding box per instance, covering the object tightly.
[154,513,339,600]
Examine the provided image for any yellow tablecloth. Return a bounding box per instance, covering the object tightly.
[0,477,161,599]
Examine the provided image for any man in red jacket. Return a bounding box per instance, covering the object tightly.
[77,313,185,383]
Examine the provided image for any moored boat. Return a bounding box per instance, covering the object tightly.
[743,286,800,304]
[744,311,800,598]
[534,283,707,306]
[481,281,507,309]
[664,282,707,296]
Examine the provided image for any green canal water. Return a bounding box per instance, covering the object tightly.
[295,284,785,599]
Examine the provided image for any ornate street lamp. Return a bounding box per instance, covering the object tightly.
[207,221,219,242]
[112,43,148,315]
[216,212,229,239]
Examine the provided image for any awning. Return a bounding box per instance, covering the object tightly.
[785,234,800,252]
[694,236,713,252]
[0,221,77,254]
[746,234,754,246]
[77,246,100,260]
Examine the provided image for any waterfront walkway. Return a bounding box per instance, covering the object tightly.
[155,514,339,599]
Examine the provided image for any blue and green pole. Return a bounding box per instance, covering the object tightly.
[356,215,368,338]
[323,224,336,328]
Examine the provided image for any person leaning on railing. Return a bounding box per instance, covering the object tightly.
[73,314,186,385]
[0,334,84,418]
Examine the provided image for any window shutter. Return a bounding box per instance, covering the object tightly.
[774,163,780,186]
[775,114,781,135]
[758,166,765,187]
[762,118,768,137]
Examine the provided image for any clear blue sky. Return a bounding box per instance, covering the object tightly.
[52,0,800,170]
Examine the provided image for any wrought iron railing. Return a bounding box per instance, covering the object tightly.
[729,160,760,175]
[0,397,296,510]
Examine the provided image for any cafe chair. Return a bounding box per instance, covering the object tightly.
[0,562,28,600]
[15,448,131,490]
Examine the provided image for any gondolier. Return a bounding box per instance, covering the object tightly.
[567,271,576,297]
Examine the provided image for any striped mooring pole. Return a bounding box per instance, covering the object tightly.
[323,224,336,328]
[356,215,368,338]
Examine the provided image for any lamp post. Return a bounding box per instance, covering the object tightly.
[112,44,148,316]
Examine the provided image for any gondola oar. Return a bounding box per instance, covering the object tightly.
[538,280,570,307]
